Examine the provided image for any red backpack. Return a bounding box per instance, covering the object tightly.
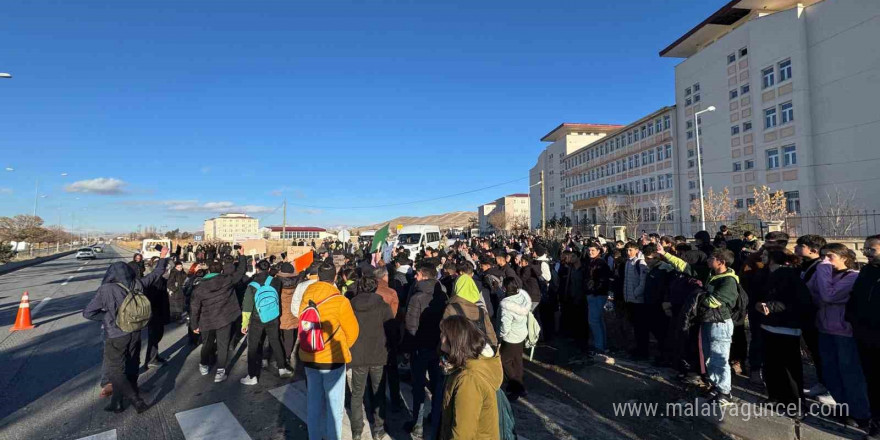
[298,294,341,353]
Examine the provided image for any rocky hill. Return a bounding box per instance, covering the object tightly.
[353,211,475,233]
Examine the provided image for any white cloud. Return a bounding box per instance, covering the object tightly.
[120,199,275,215]
[0,187,12,195]
[270,187,306,198]
[64,178,127,195]
[299,208,323,215]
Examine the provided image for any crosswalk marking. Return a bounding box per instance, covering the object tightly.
[175,402,252,440]
[75,429,117,440]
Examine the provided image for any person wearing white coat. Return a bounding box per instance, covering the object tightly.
[498,277,532,400]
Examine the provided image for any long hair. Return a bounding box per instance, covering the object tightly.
[821,243,857,270]
[439,315,488,370]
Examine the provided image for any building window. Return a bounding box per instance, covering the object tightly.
[688,159,695,169]
[779,59,792,82]
[733,162,742,172]
[731,125,740,136]
[634,129,640,141]
[666,174,673,189]
[665,144,672,159]
[783,145,797,167]
[747,198,756,208]
[627,132,633,144]
[690,194,698,202]
[656,146,664,161]
[767,148,780,169]
[730,89,739,100]
[694,83,700,92]
[649,177,656,192]
[781,101,794,124]
[641,126,647,138]
[686,120,693,129]
[785,191,800,213]
[762,67,775,89]
[694,93,701,103]
[655,119,662,133]
[686,97,692,106]
[743,121,752,132]
[765,108,778,129]
[687,130,693,139]
[728,53,736,64]
[739,47,748,57]
[735,199,744,209]
[685,87,692,96]
[648,150,655,163]
[745,159,755,169]
[688,149,695,158]
[741,84,750,94]
[647,123,654,136]
[663,115,671,130]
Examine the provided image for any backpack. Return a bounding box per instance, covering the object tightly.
[730,281,749,324]
[250,275,280,323]
[115,283,152,333]
[298,294,341,353]
[451,302,489,340]
[496,388,518,440]
[525,311,541,349]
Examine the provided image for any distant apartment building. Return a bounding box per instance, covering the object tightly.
[562,107,678,231]
[478,194,531,233]
[529,123,623,229]
[204,213,260,242]
[662,0,880,221]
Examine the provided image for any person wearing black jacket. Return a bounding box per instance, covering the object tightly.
[191,254,249,383]
[240,259,291,385]
[128,253,145,279]
[83,247,170,414]
[795,234,827,395]
[585,243,612,354]
[348,274,393,440]
[168,261,188,323]
[847,235,880,438]
[143,257,170,369]
[518,255,542,310]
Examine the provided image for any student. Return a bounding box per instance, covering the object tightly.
[847,235,880,438]
[794,234,828,397]
[621,242,650,360]
[240,259,293,385]
[276,262,299,362]
[298,261,360,440]
[83,247,170,414]
[498,277,531,401]
[438,315,503,440]
[584,242,612,355]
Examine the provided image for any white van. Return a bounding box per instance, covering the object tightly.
[395,225,441,257]
[141,239,172,259]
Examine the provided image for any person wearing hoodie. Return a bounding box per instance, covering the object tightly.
[517,255,542,311]
[83,246,170,414]
[404,263,448,440]
[298,261,360,440]
[391,254,414,309]
[275,262,299,362]
[190,254,250,383]
[348,272,394,440]
[438,315,503,440]
[168,261,188,323]
[808,243,871,428]
[794,234,829,397]
[240,259,293,385]
[445,269,498,350]
[498,277,531,401]
[128,253,145,279]
[847,235,880,438]
[622,242,652,359]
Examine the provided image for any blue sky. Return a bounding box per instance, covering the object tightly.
[0,0,722,232]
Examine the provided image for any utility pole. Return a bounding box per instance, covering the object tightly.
[540,170,546,233]
[282,198,287,240]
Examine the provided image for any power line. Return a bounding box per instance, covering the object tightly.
[285,177,529,210]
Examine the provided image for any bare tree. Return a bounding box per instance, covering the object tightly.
[748,185,788,222]
[814,187,862,237]
[509,214,530,233]
[596,196,619,227]
[690,187,734,232]
[487,211,507,233]
[620,195,643,239]
[648,192,675,234]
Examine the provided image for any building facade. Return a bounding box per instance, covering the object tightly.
[562,107,679,234]
[477,202,496,234]
[478,194,531,233]
[204,213,260,242]
[263,226,333,241]
[662,0,880,225]
[529,123,623,229]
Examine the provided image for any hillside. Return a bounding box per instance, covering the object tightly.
[354,211,475,233]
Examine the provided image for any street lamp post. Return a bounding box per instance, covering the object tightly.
[694,106,716,231]
[0,73,11,79]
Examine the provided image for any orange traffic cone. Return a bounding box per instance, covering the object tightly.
[10,291,35,331]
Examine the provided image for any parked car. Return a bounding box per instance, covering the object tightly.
[91,244,104,253]
[76,248,97,260]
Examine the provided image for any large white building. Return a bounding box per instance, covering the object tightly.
[662,0,880,224]
[204,213,260,242]
[529,123,623,229]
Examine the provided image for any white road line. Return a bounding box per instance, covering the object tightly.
[61,275,73,286]
[31,297,51,316]
[175,402,252,440]
[74,429,117,440]
[77,267,83,272]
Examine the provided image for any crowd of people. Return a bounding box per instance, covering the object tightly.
[81,227,880,440]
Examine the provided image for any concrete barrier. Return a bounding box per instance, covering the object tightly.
[0,250,78,276]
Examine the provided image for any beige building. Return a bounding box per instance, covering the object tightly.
[477,202,496,234]
[204,213,260,242]
[529,123,623,229]
[478,194,531,233]
[562,107,679,234]
[662,0,880,229]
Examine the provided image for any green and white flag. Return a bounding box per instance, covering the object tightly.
[370,223,390,253]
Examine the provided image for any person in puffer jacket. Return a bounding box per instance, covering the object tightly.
[498,277,532,401]
[622,242,650,359]
[807,243,871,427]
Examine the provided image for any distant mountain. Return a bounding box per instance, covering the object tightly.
[353,211,475,233]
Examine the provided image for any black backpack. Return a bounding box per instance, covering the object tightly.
[730,281,749,324]
[451,302,489,340]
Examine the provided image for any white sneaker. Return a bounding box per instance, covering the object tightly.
[240,375,258,386]
[278,368,293,378]
[805,383,828,397]
[214,368,227,383]
[262,359,269,369]
[816,392,837,407]
[199,364,209,376]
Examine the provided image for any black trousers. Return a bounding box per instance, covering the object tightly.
[856,336,880,419]
[630,303,667,357]
[200,324,232,369]
[247,318,286,377]
[143,320,165,365]
[279,328,296,362]
[802,326,824,385]
[386,340,402,407]
[104,333,141,406]
[350,365,386,437]
[500,341,525,395]
[762,329,804,405]
[731,323,748,366]
[538,299,557,341]
[748,309,764,370]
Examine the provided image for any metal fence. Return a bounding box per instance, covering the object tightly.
[571,219,764,240]
[783,210,880,239]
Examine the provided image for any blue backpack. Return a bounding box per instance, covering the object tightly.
[250,276,280,323]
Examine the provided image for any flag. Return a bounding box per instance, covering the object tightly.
[370,223,390,253]
[294,251,314,274]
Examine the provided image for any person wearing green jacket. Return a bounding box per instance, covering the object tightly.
[658,245,739,406]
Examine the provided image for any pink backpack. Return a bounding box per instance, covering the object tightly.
[298,295,341,353]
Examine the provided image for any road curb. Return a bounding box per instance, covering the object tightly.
[0,251,78,276]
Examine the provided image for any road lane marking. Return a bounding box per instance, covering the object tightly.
[75,429,117,440]
[61,275,73,286]
[77,267,83,272]
[175,402,251,440]
[31,297,51,316]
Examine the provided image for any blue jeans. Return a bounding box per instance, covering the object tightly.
[305,365,347,440]
[702,320,733,395]
[587,295,607,352]
[818,333,871,420]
